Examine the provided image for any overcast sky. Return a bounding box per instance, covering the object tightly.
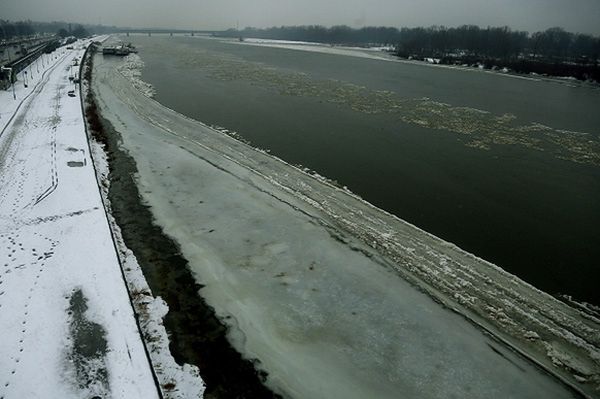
[3,0,600,35]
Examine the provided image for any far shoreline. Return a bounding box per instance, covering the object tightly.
[224,35,600,89]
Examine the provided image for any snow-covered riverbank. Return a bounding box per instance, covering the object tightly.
[91,37,599,398]
[0,39,160,398]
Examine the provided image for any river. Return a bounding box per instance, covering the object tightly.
[126,34,600,306]
[91,38,596,397]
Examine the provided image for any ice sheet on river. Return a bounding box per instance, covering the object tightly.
[92,47,599,398]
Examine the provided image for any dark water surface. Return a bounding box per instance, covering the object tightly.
[128,35,600,305]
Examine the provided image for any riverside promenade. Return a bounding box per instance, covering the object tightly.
[0,39,159,398]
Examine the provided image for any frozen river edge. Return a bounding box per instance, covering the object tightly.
[90,42,599,397]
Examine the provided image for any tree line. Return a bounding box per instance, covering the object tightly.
[221,25,600,63]
[1,20,118,41]
[0,20,35,39]
[395,25,600,62]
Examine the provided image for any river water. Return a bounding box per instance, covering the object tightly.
[91,43,592,398]
[128,35,600,304]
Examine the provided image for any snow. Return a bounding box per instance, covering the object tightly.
[0,39,159,398]
[92,44,598,398]
[87,130,205,399]
[83,39,205,398]
[116,53,155,98]
[240,37,395,54]
[233,37,394,62]
[243,38,328,46]
[1,53,60,133]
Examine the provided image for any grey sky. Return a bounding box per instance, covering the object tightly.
[3,0,600,35]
